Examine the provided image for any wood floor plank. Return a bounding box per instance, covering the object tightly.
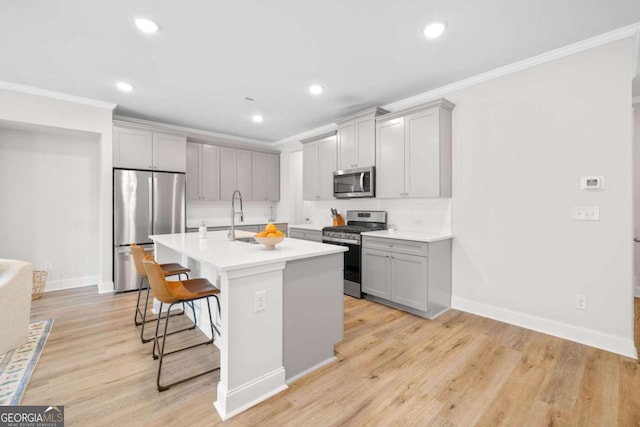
[20,286,640,426]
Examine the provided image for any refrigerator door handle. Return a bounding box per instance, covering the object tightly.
[148,175,153,236]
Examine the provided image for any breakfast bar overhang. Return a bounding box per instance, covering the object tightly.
[150,231,347,420]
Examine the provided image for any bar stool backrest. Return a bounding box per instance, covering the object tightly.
[130,244,148,277]
[143,258,178,304]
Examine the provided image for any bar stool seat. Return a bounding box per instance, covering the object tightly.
[131,244,194,343]
[159,263,190,276]
[143,258,221,392]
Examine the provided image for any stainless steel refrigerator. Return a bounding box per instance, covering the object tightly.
[113,169,186,292]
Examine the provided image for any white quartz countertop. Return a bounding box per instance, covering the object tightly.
[361,230,453,243]
[186,218,288,229]
[150,231,347,272]
[287,224,326,231]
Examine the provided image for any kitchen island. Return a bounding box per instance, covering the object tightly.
[150,231,347,420]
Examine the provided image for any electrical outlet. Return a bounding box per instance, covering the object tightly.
[254,290,266,313]
[575,294,587,310]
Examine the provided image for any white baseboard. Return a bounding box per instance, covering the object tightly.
[452,296,638,360]
[45,275,99,292]
[98,281,114,294]
[214,368,287,420]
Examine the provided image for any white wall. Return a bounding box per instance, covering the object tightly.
[0,88,114,292]
[633,104,640,297]
[0,126,100,290]
[448,39,635,357]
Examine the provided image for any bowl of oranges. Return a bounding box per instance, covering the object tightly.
[254,223,285,250]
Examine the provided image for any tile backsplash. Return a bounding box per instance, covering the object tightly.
[303,198,451,234]
[187,200,279,227]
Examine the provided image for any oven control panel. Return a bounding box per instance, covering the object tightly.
[322,231,361,244]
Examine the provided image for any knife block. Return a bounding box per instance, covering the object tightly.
[333,214,345,226]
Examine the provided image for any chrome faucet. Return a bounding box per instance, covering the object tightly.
[228,190,244,241]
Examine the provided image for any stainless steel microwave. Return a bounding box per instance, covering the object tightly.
[333,166,375,198]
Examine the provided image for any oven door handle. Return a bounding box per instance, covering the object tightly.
[322,236,359,245]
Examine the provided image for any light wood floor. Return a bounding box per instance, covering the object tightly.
[24,288,640,426]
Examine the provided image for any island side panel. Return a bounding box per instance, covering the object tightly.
[283,253,344,382]
[215,263,288,420]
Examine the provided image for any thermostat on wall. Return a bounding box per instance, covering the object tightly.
[580,176,604,190]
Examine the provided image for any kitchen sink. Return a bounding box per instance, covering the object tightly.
[235,237,259,244]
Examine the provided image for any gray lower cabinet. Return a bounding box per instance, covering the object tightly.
[362,236,451,319]
[289,228,322,242]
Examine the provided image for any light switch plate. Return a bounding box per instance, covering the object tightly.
[572,206,599,221]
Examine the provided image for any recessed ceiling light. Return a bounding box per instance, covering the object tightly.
[116,81,134,92]
[135,17,159,34]
[423,21,446,39]
[309,84,323,95]
[252,115,264,123]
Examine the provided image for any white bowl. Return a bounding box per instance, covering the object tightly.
[253,235,285,250]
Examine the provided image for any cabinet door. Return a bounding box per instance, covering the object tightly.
[201,144,220,200]
[362,248,391,299]
[153,133,186,172]
[114,127,153,169]
[318,136,337,199]
[376,118,405,198]
[219,147,237,201]
[356,116,376,167]
[236,149,253,200]
[391,252,428,311]
[405,109,439,197]
[252,151,266,201]
[337,122,356,170]
[265,153,280,201]
[302,142,319,200]
[186,143,201,201]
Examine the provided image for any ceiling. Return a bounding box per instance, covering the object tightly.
[1,1,640,143]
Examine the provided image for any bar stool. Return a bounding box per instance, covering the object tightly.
[143,258,221,392]
[130,244,195,343]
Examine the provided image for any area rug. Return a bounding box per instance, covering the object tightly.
[0,319,54,405]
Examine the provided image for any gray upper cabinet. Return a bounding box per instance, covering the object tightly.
[113,126,186,172]
[302,133,336,200]
[336,107,387,170]
[220,147,252,201]
[236,149,253,200]
[375,99,454,199]
[186,142,220,201]
[252,152,280,201]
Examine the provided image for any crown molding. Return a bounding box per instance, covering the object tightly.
[381,22,640,114]
[273,122,337,146]
[113,115,272,147]
[0,80,116,110]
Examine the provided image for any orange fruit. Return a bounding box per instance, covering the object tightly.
[267,232,277,237]
[265,223,277,233]
[256,231,267,237]
[275,230,284,237]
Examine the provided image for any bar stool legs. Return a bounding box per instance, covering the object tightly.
[138,274,197,343]
[153,295,221,391]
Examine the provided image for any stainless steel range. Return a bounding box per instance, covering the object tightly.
[322,210,387,298]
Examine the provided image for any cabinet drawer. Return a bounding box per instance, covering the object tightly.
[362,236,428,257]
[289,228,322,242]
